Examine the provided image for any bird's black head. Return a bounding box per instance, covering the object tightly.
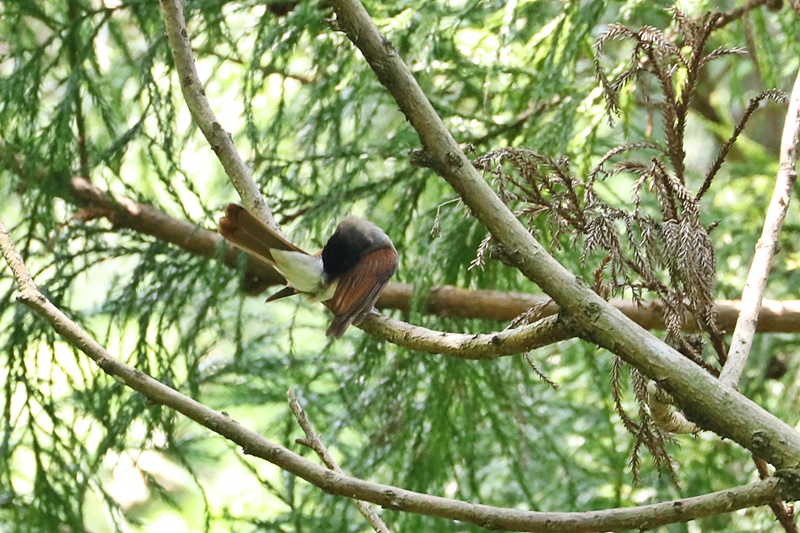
[321,218,393,279]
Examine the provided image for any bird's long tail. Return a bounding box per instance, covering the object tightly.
[218,204,305,264]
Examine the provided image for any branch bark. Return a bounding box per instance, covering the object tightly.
[720,67,800,387]
[379,283,800,332]
[0,221,795,532]
[326,0,800,468]
[360,312,574,358]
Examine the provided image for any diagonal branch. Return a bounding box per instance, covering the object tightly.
[157,0,276,228]
[326,0,800,468]
[288,390,391,533]
[720,67,800,387]
[0,219,796,533]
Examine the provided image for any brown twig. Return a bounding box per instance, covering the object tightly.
[287,390,391,533]
[753,456,799,533]
[720,67,800,387]
[69,177,285,289]
[713,0,773,30]
[67,0,90,180]
[0,219,795,531]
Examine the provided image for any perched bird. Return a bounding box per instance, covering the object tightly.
[218,204,398,337]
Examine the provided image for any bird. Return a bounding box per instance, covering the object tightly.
[218,204,398,338]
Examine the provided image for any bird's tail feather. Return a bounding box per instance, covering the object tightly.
[218,204,305,264]
[265,286,298,302]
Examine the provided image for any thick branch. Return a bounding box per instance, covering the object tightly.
[327,0,800,468]
[380,283,800,333]
[0,221,794,532]
[721,67,800,387]
[157,0,276,228]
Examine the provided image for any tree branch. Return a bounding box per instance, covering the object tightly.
[713,0,778,30]
[720,67,800,387]
[0,220,795,532]
[69,177,285,288]
[288,390,391,533]
[754,455,800,533]
[326,0,800,468]
[359,312,575,358]
[379,283,800,333]
[157,0,276,228]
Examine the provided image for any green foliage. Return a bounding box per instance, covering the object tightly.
[1,0,800,531]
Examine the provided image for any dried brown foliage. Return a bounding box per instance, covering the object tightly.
[473,9,786,480]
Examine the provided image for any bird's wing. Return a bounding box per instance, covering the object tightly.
[326,247,398,338]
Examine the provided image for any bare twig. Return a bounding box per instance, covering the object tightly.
[327,0,800,468]
[720,67,800,387]
[755,456,800,533]
[67,0,90,180]
[713,0,774,30]
[157,0,277,229]
[717,69,800,532]
[0,220,795,530]
[288,390,391,533]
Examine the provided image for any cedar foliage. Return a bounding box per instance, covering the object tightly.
[473,12,789,481]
